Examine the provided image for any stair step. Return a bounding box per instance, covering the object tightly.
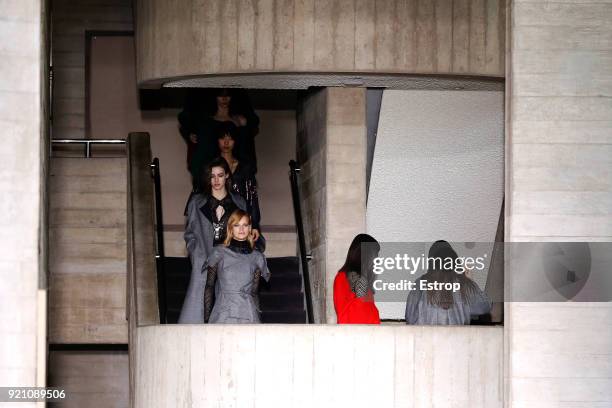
[166,311,307,325]
[164,257,299,272]
[50,258,126,275]
[50,174,127,193]
[163,258,191,273]
[50,226,127,245]
[261,310,307,324]
[261,275,302,292]
[267,257,299,274]
[161,256,306,324]
[166,310,181,324]
[50,157,127,176]
[263,232,297,258]
[259,292,304,310]
[50,192,127,210]
[50,208,127,228]
[51,241,127,261]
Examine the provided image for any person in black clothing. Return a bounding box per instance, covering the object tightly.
[215,122,261,229]
[178,88,260,191]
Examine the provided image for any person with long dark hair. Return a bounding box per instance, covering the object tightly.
[178,157,261,324]
[333,234,381,324]
[405,240,491,325]
[215,122,261,229]
[203,210,270,324]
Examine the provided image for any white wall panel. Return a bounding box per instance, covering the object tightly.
[367,90,504,318]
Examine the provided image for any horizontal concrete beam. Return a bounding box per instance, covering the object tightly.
[135,0,506,87]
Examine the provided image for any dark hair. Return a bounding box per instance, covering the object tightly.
[203,157,232,194]
[214,88,233,97]
[423,240,483,309]
[178,88,208,140]
[214,121,238,140]
[427,240,458,267]
[340,234,380,276]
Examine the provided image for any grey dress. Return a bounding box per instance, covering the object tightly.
[204,244,270,324]
[178,192,248,324]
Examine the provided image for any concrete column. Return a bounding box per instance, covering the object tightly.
[324,88,367,323]
[507,1,612,406]
[297,88,366,323]
[0,0,47,397]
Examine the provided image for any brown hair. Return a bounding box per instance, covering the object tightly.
[223,209,254,248]
[423,240,483,309]
[203,157,232,194]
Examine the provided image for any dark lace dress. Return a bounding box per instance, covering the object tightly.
[200,194,238,246]
[230,161,260,230]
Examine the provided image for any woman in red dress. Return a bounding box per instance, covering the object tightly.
[333,234,381,324]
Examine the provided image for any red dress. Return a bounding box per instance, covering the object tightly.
[333,271,380,324]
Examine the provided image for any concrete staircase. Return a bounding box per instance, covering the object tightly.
[48,156,130,407]
[49,157,129,344]
[163,256,307,324]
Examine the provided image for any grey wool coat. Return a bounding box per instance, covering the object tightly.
[178,192,248,324]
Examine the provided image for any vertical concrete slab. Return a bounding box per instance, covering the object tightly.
[0,0,46,397]
[297,88,328,322]
[507,1,612,407]
[325,88,367,323]
[297,88,366,323]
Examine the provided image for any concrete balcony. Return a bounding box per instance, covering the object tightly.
[135,0,506,88]
[133,324,503,407]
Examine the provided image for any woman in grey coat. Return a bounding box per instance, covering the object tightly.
[178,158,261,324]
[203,209,270,323]
[405,241,491,325]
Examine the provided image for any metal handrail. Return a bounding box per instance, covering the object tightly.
[150,158,167,324]
[289,160,314,324]
[51,138,126,158]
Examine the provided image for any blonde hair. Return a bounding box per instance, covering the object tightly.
[223,209,255,248]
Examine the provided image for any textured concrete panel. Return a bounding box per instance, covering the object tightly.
[0,0,45,396]
[136,0,506,86]
[135,325,502,408]
[508,1,612,407]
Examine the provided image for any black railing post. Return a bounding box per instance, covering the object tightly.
[150,158,167,324]
[289,160,314,324]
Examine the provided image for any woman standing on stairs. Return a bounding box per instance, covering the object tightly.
[178,158,261,324]
[203,210,270,323]
[216,122,261,234]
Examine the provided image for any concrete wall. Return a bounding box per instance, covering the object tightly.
[297,89,328,322]
[297,88,366,323]
[507,1,612,407]
[0,0,47,397]
[135,324,502,408]
[49,351,129,407]
[367,89,504,318]
[52,0,133,139]
[49,158,129,343]
[135,0,506,86]
[256,110,297,229]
